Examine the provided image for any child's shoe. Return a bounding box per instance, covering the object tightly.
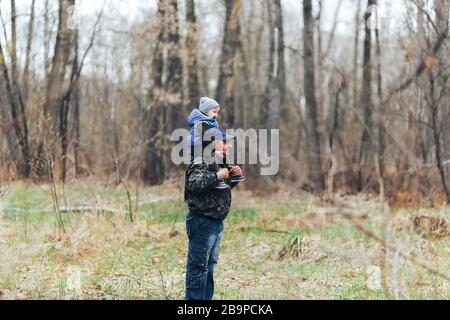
[215,180,230,189]
[230,175,246,183]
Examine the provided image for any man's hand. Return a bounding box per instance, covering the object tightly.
[229,166,243,176]
[217,168,229,180]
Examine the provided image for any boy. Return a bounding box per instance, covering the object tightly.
[184,128,243,300]
[187,97,221,147]
[187,97,246,189]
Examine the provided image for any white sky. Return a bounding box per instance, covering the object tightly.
[0,0,413,80]
[78,0,408,35]
[1,0,408,35]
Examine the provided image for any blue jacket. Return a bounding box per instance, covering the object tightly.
[187,109,219,146]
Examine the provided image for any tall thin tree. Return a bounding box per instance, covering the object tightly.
[185,0,200,109]
[0,0,31,177]
[142,0,167,185]
[23,0,36,102]
[259,0,286,192]
[39,0,76,179]
[216,0,241,127]
[303,0,323,190]
[166,0,184,131]
[358,0,376,190]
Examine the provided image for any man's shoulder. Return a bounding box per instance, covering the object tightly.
[187,158,217,171]
[189,157,206,166]
[186,158,208,171]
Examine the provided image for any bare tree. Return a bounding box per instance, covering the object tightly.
[352,0,362,115]
[216,0,241,127]
[23,0,36,102]
[357,0,376,190]
[303,0,323,191]
[262,0,285,130]
[185,0,200,108]
[43,0,51,79]
[166,0,184,131]
[142,0,167,185]
[0,0,449,202]
[258,0,286,192]
[431,0,450,202]
[0,86,17,165]
[60,29,79,182]
[10,0,19,92]
[38,0,76,179]
[0,0,31,177]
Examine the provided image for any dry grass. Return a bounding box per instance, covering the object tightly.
[0,181,449,300]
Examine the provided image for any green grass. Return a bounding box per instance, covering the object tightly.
[140,200,186,224]
[0,181,449,300]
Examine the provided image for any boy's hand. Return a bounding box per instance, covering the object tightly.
[217,168,229,180]
[229,166,243,176]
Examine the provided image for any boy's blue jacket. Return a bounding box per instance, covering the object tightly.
[187,109,219,146]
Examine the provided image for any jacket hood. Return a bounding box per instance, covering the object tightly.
[188,109,215,127]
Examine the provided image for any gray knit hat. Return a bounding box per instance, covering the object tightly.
[199,97,220,113]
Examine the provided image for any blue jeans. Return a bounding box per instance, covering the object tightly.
[185,211,223,300]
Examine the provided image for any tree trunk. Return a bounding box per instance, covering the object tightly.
[142,0,167,185]
[0,43,31,178]
[10,0,20,92]
[375,25,386,186]
[269,2,286,131]
[358,0,376,190]
[263,0,285,130]
[45,0,75,127]
[72,61,81,178]
[259,0,285,193]
[166,0,184,131]
[43,0,51,80]
[352,0,362,117]
[216,0,241,127]
[60,29,79,182]
[39,0,75,179]
[274,0,286,117]
[303,0,323,191]
[185,0,200,108]
[23,0,36,102]
[0,88,18,164]
[0,0,31,177]
[433,0,450,202]
[430,72,450,202]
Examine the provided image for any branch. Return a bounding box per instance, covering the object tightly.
[341,212,450,281]
[62,3,105,101]
[395,26,449,94]
[407,0,441,37]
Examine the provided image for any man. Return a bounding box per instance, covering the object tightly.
[184,129,243,300]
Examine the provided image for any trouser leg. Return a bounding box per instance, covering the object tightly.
[185,214,221,300]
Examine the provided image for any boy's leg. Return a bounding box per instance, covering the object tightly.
[185,214,219,300]
[205,221,223,300]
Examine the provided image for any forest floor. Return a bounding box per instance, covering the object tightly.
[0,180,449,300]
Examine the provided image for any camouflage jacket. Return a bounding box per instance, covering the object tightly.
[184,159,237,220]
